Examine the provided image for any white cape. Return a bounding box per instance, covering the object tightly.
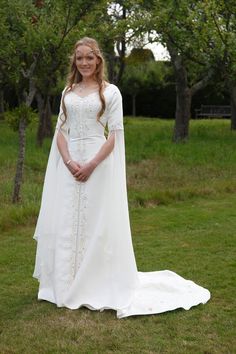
[33,84,210,318]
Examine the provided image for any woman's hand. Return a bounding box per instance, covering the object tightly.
[71,133,114,183]
[73,161,97,182]
[66,160,81,176]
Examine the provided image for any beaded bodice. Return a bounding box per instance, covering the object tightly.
[63,84,121,140]
[64,92,104,139]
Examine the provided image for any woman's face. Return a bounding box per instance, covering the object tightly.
[75,45,100,79]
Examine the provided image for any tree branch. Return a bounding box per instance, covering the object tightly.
[21,54,39,79]
[191,69,213,96]
[211,13,226,45]
[55,1,97,51]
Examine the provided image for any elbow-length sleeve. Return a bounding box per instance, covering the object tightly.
[107,88,124,133]
[33,89,68,280]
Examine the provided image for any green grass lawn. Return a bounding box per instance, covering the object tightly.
[0,118,236,353]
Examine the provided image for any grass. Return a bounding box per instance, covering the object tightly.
[125,118,236,207]
[0,118,236,353]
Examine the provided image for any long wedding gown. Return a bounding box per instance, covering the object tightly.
[32,84,210,318]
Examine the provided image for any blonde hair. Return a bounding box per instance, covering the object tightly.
[61,37,107,124]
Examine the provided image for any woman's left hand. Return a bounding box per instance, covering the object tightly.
[73,161,97,182]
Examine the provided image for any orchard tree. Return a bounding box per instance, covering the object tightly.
[1,0,39,202]
[198,0,236,129]
[90,0,147,84]
[0,0,98,202]
[148,0,216,142]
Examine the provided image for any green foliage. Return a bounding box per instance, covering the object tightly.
[121,47,169,99]
[5,104,36,131]
[144,0,236,89]
[0,0,100,96]
[121,60,167,96]
[125,48,155,64]
[196,0,236,87]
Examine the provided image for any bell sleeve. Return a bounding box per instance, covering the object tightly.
[32,88,68,280]
[105,87,139,300]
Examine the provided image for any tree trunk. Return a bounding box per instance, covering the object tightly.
[173,84,191,142]
[12,118,26,203]
[0,89,4,119]
[12,57,37,203]
[167,39,212,142]
[36,92,53,146]
[114,6,126,84]
[167,41,191,142]
[171,56,191,141]
[132,94,136,116]
[230,85,236,130]
[106,54,116,83]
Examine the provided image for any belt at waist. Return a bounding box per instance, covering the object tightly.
[69,135,106,142]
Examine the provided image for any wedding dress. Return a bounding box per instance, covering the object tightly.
[32,84,210,318]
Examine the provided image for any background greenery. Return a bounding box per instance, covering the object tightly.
[0,118,236,353]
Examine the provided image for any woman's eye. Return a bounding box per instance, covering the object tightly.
[76,56,94,61]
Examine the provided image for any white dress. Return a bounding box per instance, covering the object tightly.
[33,84,210,318]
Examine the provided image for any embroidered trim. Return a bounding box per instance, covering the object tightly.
[69,99,89,280]
[108,122,123,131]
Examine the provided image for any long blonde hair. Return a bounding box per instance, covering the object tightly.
[61,37,107,124]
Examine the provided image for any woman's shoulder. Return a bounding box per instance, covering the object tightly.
[61,86,70,96]
[104,83,122,100]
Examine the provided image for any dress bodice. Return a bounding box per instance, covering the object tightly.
[63,84,120,140]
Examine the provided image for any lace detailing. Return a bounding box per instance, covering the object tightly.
[108,122,124,132]
[70,182,80,280]
[76,183,88,270]
[70,180,88,280]
[66,93,103,139]
[69,98,91,281]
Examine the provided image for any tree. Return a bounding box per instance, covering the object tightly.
[0,0,99,202]
[120,48,167,116]
[0,0,39,202]
[146,0,216,142]
[90,0,147,84]
[197,0,236,129]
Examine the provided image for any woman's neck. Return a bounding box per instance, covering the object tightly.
[80,77,98,86]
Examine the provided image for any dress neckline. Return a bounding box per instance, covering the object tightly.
[70,83,112,99]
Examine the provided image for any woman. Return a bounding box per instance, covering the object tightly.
[33,37,210,318]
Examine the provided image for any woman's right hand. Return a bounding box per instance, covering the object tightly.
[65,160,81,175]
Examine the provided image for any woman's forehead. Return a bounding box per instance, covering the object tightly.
[76,45,95,56]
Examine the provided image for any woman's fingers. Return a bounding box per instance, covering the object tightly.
[72,162,93,182]
[73,170,80,177]
[66,160,80,174]
[75,173,88,182]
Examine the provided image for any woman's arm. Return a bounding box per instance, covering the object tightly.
[74,132,115,182]
[56,130,81,175]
